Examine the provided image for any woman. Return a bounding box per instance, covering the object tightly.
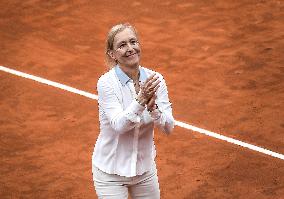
[92,23,174,199]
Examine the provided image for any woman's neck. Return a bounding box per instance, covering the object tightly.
[119,64,140,81]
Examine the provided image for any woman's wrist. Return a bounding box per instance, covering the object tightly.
[148,104,158,112]
[148,104,161,120]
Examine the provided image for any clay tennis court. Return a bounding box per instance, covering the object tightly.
[1,0,284,198]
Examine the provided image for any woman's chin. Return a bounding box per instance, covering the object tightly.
[124,59,140,68]
[126,63,139,69]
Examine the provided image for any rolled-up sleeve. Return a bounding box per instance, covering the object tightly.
[149,75,175,134]
[97,77,145,134]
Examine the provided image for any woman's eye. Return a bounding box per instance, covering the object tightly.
[131,40,138,44]
[119,43,126,48]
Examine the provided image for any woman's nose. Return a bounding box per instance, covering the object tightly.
[126,43,134,51]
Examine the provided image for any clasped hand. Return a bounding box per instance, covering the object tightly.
[136,73,160,111]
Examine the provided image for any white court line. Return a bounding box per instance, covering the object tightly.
[1,65,284,161]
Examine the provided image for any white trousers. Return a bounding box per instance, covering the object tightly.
[92,165,160,199]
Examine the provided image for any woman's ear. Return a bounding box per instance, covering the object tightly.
[108,50,115,60]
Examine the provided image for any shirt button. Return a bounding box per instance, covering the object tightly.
[136,117,140,123]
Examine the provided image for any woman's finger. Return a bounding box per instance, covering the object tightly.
[147,84,160,97]
[144,74,158,88]
[148,79,160,91]
[144,73,156,87]
[147,94,157,111]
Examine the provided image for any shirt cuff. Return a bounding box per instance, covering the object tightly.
[149,107,162,120]
[125,99,146,123]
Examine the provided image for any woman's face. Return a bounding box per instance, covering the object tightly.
[111,28,141,68]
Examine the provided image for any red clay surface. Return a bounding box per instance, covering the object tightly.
[1,0,284,198]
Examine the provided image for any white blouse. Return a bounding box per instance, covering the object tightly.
[92,65,174,177]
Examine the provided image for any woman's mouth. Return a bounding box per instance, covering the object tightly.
[126,53,137,57]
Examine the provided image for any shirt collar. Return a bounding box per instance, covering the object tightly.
[115,65,147,86]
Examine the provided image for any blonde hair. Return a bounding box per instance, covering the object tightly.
[105,23,138,68]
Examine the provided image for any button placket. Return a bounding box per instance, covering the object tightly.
[128,80,141,176]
